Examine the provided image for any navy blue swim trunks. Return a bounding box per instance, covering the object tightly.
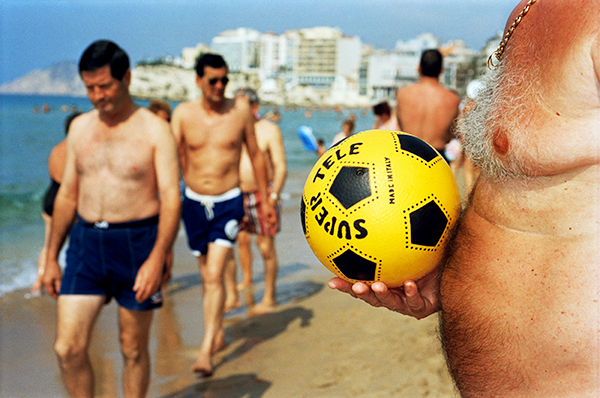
[60,215,164,311]
[182,187,244,256]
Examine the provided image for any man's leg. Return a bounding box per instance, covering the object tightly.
[223,250,242,312]
[193,243,230,375]
[118,307,154,398]
[252,235,278,314]
[54,295,106,398]
[236,230,254,290]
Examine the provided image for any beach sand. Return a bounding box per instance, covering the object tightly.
[0,169,459,398]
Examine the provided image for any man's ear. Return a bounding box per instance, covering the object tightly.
[122,69,132,87]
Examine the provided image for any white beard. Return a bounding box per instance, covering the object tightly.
[460,60,542,182]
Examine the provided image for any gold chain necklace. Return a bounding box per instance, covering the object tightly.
[488,0,538,69]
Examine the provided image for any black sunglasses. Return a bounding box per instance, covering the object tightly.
[208,76,229,86]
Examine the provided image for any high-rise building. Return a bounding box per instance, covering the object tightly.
[211,28,261,73]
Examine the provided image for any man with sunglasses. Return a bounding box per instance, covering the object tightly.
[171,53,277,376]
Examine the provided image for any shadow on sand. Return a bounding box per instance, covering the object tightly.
[162,373,271,398]
[158,264,323,398]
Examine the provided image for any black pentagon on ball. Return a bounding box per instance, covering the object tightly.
[397,134,439,162]
[409,200,448,247]
[329,166,371,209]
[333,249,376,281]
[300,198,307,235]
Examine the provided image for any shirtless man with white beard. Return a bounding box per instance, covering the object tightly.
[330,1,600,396]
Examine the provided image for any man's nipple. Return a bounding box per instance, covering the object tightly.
[493,130,509,156]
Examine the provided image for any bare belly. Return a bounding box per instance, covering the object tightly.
[440,196,600,397]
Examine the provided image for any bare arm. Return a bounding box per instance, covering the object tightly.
[267,124,287,202]
[395,87,404,131]
[133,119,182,302]
[242,104,278,231]
[170,105,187,177]
[43,131,79,299]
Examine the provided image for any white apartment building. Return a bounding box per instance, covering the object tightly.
[441,40,476,95]
[258,32,288,79]
[367,33,440,102]
[277,27,362,105]
[211,28,261,73]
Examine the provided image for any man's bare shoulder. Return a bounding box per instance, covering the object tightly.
[136,107,171,135]
[444,87,461,104]
[67,110,97,139]
[256,118,282,136]
[395,84,414,98]
[232,97,251,115]
[173,98,202,117]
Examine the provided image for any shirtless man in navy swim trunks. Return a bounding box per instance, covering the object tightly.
[171,53,276,376]
[331,0,600,396]
[43,40,181,398]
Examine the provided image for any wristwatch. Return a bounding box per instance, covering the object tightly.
[269,192,279,201]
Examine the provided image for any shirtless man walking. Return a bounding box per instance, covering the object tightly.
[225,88,287,314]
[43,40,181,398]
[395,49,460,161]
[331,0,600,396]
[171,54,276,376]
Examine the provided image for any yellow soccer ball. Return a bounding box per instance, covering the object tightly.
[301,130,460,287]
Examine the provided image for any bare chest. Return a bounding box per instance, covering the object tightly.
[183,113,244,153]
[74,130,154,182]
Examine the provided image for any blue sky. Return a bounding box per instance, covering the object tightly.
[1,0,519,85]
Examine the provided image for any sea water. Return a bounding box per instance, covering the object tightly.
[0,93,375,295]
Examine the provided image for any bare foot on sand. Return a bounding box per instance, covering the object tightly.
[250,302,276,315]
[224,299,242,313]
[192,351,213,377]
[193,330,227,376]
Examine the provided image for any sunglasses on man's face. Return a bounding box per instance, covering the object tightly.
[208,76,229,86]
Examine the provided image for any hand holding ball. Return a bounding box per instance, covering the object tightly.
[301,130,460,287]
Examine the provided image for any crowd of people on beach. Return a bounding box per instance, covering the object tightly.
[34,1,600,396]
[35,41,289,397]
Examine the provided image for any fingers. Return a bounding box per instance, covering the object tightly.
[267,209,278,236]
[44,279,59,299]
[328,277,354,295]
[330,275,437,319]
[133,277,149,303]
[133,272,162,303]
[402,280,426,314]
[352,282,384,307]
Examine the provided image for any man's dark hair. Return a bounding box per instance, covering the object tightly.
[78,40,129,80]
[420,49,443,78]
[373,101,391,116]
[195,53,228,77]
[64,112,82,135]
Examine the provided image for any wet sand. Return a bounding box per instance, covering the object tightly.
[0,169,459,397]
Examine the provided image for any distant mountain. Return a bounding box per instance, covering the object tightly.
[0,61,86,97]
